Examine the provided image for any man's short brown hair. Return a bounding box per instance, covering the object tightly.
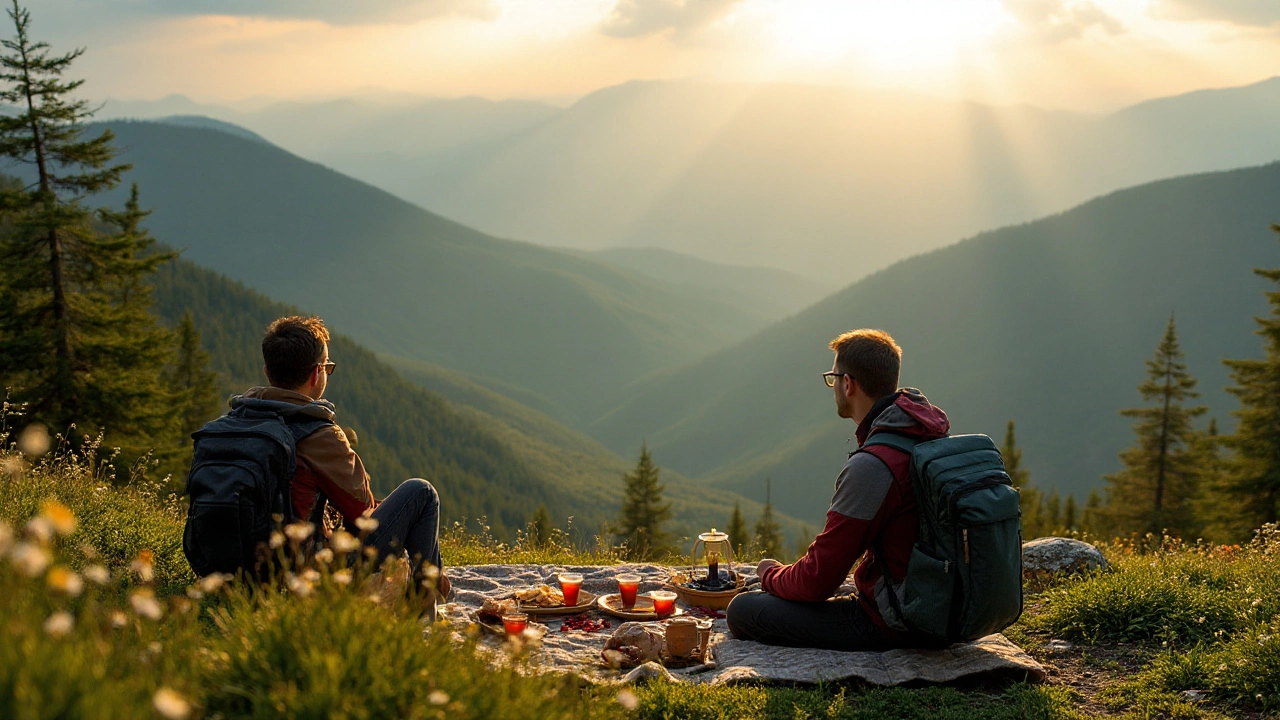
[263,316,330,389]
[829,329,902,400]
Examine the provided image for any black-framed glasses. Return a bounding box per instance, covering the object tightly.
[318,361,336,376]
[822,371,850,387]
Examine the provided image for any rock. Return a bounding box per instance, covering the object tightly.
[1181,689,1207,702]
[1045,639,1073,653]
[1022,537,1107,576]
[621,662,676,683]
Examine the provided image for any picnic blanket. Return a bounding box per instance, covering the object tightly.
[439,564,1045,686]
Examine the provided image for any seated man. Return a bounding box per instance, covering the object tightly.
[234,315,450,599]
[726,329,948,650]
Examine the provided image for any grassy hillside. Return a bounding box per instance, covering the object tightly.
[589,163,1280,523]
[363,77,1280,283]
[151,255,805,545]
[93,120,766,427]
[381,353,809,545]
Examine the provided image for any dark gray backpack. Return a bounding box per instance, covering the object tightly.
[864,433,1023,642]
[182,401,332,578]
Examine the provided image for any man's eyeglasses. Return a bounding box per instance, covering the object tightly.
[318,361,337,376]
[822,371,850,387]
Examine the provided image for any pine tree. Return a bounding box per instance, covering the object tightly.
[1045,490,1061,533]
[753,478,784,559]
[1102,315,1207,538]
[1063,494,1077,533]
[0,1,175,449]
[167,310,221,437]
[1221,226,1280,532]
[726,501,749,559]
[617,442,672,559]
[1198,418,1245,542]
[1001,419,1044,538]
[528,504,554,547]
[1082,489,1103,536]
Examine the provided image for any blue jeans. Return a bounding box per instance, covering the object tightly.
[364,478,442,580]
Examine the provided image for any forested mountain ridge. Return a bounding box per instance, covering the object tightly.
[589,161,1280,523]
[150,255,807,543]
[90,120,768,427]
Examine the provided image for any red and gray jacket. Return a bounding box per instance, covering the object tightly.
[760,388,950,631]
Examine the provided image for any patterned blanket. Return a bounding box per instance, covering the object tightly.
[440,564,1045,686]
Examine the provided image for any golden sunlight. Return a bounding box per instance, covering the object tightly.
[768,0,1008,68]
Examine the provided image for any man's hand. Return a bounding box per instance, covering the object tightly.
[756,559,782,578]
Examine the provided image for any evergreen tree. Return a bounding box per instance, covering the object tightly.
[528,504,554,547]
[1102,315,1207,538]
[726,501,749,559]
[1063,494,1077,533]
[753,478,784,559]
[0,1,174,448]
[616,442,672,559]
[1221,226,1280,532]
[166,310,221,437]
[1082,489,1103,536]
[1045,490,1061,533]
[1001,419,1044,538]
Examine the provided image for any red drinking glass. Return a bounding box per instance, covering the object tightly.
[650,590,677,617]
[558,573,584,607]
[502,612,529,636]
[616,573,642,610]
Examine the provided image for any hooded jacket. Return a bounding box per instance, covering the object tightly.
[760,388,950,630]
[232,387,376,529]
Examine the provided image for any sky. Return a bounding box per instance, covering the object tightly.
[32,0,1280,112]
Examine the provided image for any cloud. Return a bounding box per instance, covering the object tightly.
[133,0,498,26]
[1003,0,1125,43]
[600,0,743,40]
[1156,0,1280,27]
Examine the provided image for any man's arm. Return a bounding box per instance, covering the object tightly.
[760,452,894,602]
[295,425,375,523]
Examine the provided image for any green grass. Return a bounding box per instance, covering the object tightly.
[6,441,1280,719]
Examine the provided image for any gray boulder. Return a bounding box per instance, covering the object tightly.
[1022,537,1107,576]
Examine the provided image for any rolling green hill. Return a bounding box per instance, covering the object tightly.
[150,255,805,546]
[93,120,767,427]
[588,162,1280,523]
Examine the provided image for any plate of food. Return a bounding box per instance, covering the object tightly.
[472,598,547,638]
[596,593,685,621]
[506,584,598,617]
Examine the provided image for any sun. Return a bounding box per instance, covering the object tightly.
[768,0,1008,69]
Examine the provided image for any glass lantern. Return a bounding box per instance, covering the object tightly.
[692,528,734,591]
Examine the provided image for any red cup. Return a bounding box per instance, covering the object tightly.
[617,573,641,610]
[558,573,583,607]
[650,590,677,617]
[502,612,528,636]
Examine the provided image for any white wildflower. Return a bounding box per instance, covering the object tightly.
[287,574,314,598]
[269,531,286,549]
[284,522,314,542]
[130,590,164,620]
[354,516,379,533]
[44,611,74,637]
[9,542,51,577]
[330,530,360,553]
[110,610,129,628]
[313,548,334,564]
[198,573,225,594]
[83,564,110,585]
[616,689,639,710]
[152,688,191,719]
[25,516,54,544]
[332,569,353,586]
[16,423,50,457]
[428,690,449,705]
[131,549,154,583]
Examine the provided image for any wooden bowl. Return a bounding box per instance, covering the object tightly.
[666,571,745,610]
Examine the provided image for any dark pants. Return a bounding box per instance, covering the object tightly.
[364,478,442,580]
[726,590,919,651]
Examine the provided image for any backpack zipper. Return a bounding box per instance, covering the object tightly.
[963,528,970,564]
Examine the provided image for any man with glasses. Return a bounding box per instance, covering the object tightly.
[725,328,948,650]
[231,315,449,601]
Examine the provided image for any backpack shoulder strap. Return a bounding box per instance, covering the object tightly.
[861,432,919,456]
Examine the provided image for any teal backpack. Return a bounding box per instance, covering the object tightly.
[863,433,1023,643]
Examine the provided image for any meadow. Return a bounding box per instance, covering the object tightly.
[1,441,1277,720]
